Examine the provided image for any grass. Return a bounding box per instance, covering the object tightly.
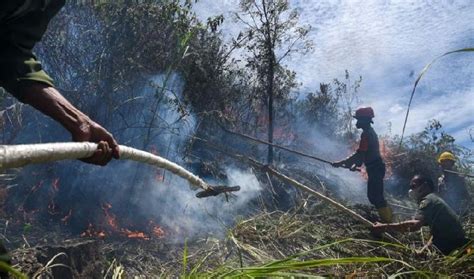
[177,198,474,278]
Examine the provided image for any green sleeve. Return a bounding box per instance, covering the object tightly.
[416,199,435,226]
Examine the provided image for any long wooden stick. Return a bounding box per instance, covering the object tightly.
[0,142,210,191]
[444,169,474,179]
[221,127,333,164]
[196,139,400,243]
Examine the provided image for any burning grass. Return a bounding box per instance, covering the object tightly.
[90,197,473,278]
[3,194,473,277]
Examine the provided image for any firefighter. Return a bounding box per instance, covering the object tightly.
[0,1,119,165]
[331,107,393,223]
[1,1,119,276]
[372,175,470,255]
[437,152,471,216]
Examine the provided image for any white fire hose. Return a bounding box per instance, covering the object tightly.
[0,142,240,197]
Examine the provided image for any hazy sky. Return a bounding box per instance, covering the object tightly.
[193,0,474,148]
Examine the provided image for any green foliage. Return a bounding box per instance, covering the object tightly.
[234,0,312,163]
[297,71,362,139]
[387,119,473,195]
[0,261,27,279]
[39,1,198,123]
[235,0,311,101]
[182,238,188,277]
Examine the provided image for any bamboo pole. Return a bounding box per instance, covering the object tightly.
[196,139,401,243]
[0,142,210,191]
[444,169,474,179]
[221,127,333,164]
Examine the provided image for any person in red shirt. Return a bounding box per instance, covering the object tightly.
[332,107,392,222]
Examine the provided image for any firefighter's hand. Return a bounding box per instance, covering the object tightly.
[72,120,120,165]
[349,165,361,172]
[331,161,343,168]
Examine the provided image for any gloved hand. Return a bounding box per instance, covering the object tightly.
[331,161,343,168]
[349,165,361,172]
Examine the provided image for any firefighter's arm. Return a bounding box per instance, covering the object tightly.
[332,151,364,169]
[371,219,423,234]
[332,132,368,169]
[16,82,120,165]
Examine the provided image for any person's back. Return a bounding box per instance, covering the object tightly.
[361,126,382,166]
[417,193,468,254]
[437,152,471,216]
[438,172,470,215]
[372,175,470,256]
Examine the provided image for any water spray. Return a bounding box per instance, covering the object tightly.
[0,142,240,198]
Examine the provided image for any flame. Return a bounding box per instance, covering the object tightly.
[379,138,393,179]
[102,203,119,230]
[123,229,150,240]
[81,223,106,238]
[79,202,166,240]
[350,138,393,181]
[152,226,165,238]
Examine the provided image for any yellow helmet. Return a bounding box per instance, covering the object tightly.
[438,152,456,163]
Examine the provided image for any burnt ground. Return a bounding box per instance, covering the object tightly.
[2,196,473,278]
[0,161,472,278]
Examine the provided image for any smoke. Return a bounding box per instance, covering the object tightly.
[138,166,261,241]
[282,110,369,205]
[6,72,264,242]
[108,73,264,240]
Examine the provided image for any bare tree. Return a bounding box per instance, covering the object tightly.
[235,0,312,164]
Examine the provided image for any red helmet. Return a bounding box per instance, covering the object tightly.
[353,107,375,119]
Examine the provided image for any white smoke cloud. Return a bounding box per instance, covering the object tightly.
[192,0,474,147]
[139,166,262,242]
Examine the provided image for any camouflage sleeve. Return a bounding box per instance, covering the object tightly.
[0,0,63,100]
[415,199,433,226]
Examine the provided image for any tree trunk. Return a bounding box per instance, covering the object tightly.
[266,47,275,165]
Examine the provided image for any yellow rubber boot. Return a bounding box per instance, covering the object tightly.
[377,206,393,223]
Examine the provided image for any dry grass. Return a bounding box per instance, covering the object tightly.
[182,198,474,278]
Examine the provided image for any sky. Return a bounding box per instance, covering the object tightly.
[193,0,474,148]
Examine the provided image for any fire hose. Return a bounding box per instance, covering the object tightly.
[0,142,240,198]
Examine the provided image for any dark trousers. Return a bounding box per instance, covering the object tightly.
[366,162,387,208]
